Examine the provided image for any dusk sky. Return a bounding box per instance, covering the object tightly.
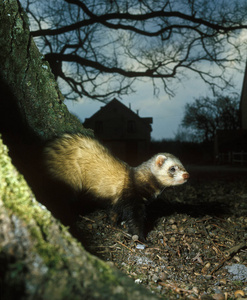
[65,68,245,141]
[22,0,247,141]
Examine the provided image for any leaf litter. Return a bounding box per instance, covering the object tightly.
[77,169,247,299]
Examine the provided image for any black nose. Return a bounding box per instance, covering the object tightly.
[183,173,189,180]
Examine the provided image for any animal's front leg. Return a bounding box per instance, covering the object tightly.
[113,196,146,241]
[124,201,146,241]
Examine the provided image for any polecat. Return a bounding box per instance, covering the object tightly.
[44,133,189,240]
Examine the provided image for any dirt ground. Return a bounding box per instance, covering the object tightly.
[77,165,247,299]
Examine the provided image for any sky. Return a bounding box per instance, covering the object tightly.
[22,0,247,141]
[65,70,245,141]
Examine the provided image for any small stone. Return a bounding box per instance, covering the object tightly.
[132,235,139,241]
[136,244,146,250]
[135,278,142,284]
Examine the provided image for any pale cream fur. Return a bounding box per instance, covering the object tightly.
[44,134,128,203]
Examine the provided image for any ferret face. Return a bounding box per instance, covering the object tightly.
[152,154,189,186]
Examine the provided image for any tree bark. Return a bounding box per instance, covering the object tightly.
[0,136,158,300]
[0,1,160,299]
[0,0,88,141]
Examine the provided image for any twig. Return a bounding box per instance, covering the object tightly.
[106,224,132,239]
[79,215,96,223]
[156,254,167,263]
[209,241,247,275]
[224,241,247,257]
[116,241,134,252]
[209,256,231,276]
[158,282,197,295]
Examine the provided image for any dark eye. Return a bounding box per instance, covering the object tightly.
[169,166,176,173]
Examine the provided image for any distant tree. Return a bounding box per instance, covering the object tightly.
[181,96,240,142]
[21,0,247,102]
[174,125,197,142]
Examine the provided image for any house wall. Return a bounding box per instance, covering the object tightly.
[83,99,152,164]
[90,106,151,141]
[104,139,151,166]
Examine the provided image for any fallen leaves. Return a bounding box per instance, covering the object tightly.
[77,178,247,299]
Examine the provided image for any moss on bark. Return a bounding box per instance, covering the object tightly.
[0,135,159,299]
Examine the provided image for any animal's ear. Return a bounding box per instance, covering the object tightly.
[155,155,167,168]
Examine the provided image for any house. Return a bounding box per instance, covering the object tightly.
[83,99,153,165]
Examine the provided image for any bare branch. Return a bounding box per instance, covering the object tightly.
[23,0,247,100]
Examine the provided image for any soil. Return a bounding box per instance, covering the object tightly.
[77,165,247,299]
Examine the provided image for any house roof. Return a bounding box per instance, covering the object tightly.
[84,98,152,128]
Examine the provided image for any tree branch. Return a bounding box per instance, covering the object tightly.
[45,53,179,78]
[25,0,247,100]
[31,1,247,37]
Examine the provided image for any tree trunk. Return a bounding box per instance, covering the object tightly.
[0,136,158,300]
[0,1,160,299]
[0,0,88,141]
